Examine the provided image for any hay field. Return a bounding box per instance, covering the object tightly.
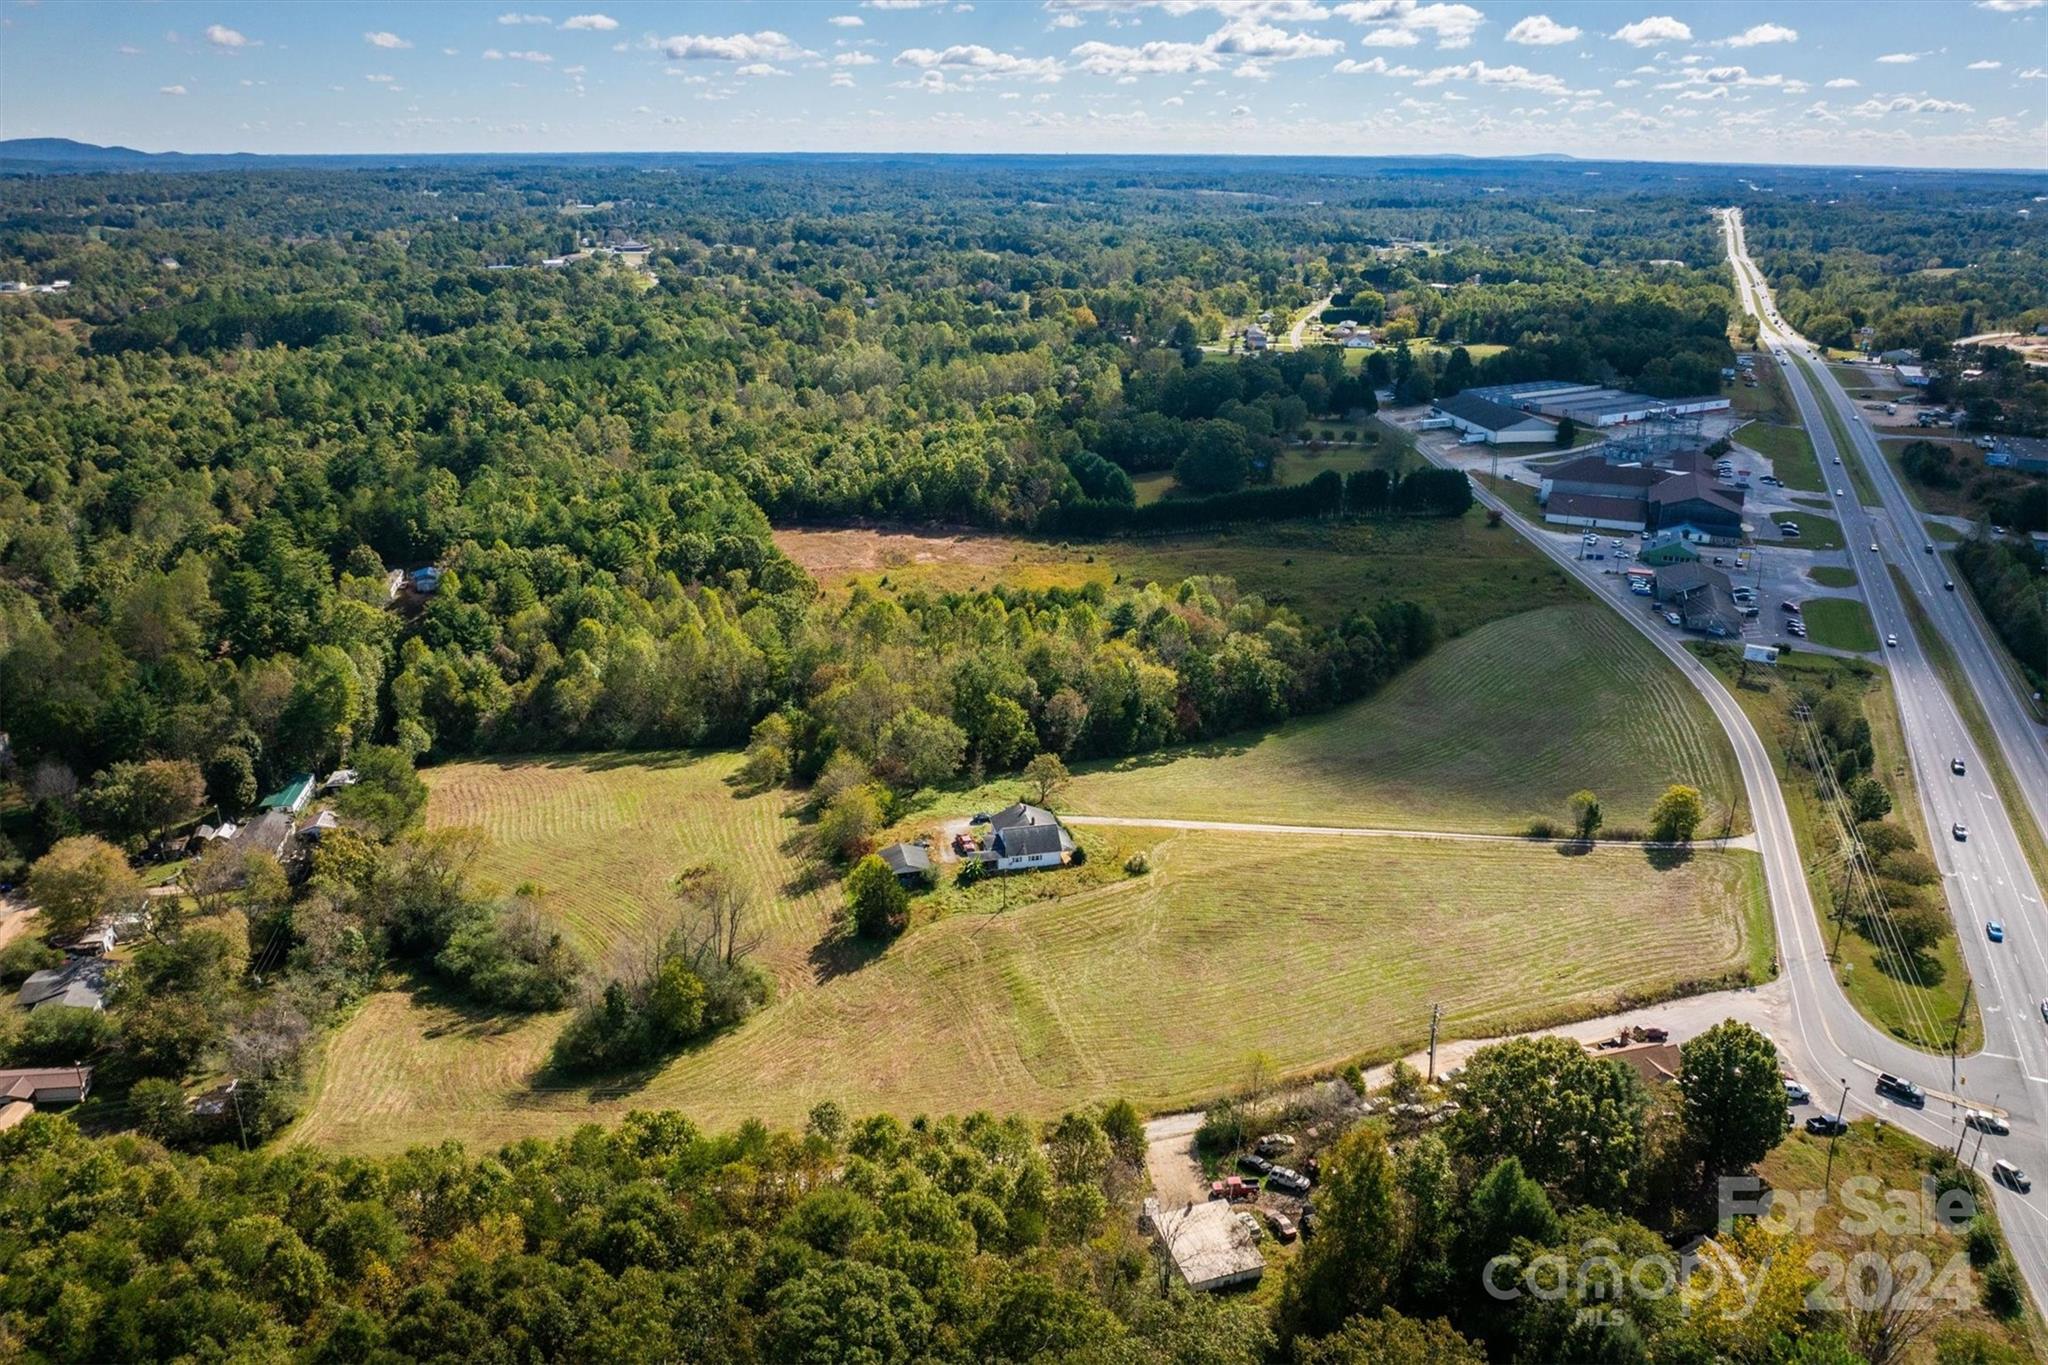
[420,751,837,974]
[294,829,1763,1153]
[1059,603,1744,836]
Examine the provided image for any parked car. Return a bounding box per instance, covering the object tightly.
[1266,1167,1312,1196]
[1805,1113,1848,1137]
[1265,1210,1298,1243]
[1255,1134,1296,1156]
[1876,1073,1926,1107]
[1967,1110,2011,1136]
[970,812,991,825]
[1236,1153,1272,1177]
[1781,601,1802,614]
[1989,920,2005,943]
[1994,1160,2032,1193]
[1784,1079,1811,1104]
[1952,757,1966,776]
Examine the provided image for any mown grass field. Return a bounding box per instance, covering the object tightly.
[1055,603,1744,837]
[776,505,1585,636]
[294,828,1764,1153]
[1133,421,1415,506]
[1799,596,1879,653]
[1776,511,1844,550]
[417,751,839,974]
[1733,418,1820,492]
[1694,644,1978,1053]
[1807,565,1857,589]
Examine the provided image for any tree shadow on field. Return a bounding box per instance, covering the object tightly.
[808,923,888,985]
[1553,838,1595,859]
[403,973,543,1042]
[1643,844,1696,872]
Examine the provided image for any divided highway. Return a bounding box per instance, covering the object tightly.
[1412,212,2048,1308]
[1725,207,2048,1301]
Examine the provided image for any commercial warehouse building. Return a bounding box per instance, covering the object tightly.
[1460,381,1731,428]
[1429,391,1556,445]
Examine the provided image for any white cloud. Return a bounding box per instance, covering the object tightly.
[560,14,617,30]
[1976,0,2044,10]
[1050,12,1084,27]
[1333,1,1484,50]
[834,51,878,65]
[2020,66,2048,77]
[1612,77,1639,87]
[1358,27,1420,46]
[1333,55,1419,75]
[160,83,189,95]
[205,23,251,49]
[1824,77,1859,88]
[660,31,811,62]
[1610,16,1691,47]
[1070,38,1221,75]
[366,73,396,82]
[830,15,865,26]
[1724,23,1796,47]
[1414,58,1577,95]
[1968,59,2004,69]
[1162,94,1184,105]
[831,70,856,85]
[365,31,411,49]
[895,43,1062,79]
[1875,52,1922,64]
[1231,103,1251,116]
[483,49,554,62]
[1850,94,1975,117]
[1505,15,1580,45]
[1211,19,1344,59]
[735,62,789,76]
[498,13,553,25]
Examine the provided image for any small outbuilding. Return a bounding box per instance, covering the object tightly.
[18,959,108,1013]
[1142,1198,1266,1292]
[259,773,316,816]
[876,841,932,883]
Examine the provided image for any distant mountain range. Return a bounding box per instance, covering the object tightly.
[0,138,256,165]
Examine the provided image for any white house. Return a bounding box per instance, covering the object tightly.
[986,803,1075,872]
[1243,324,1269,352]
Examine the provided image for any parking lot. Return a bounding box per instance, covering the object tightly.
[1395,415,1876,657]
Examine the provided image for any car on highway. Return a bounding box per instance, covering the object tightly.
[1834,488,1846,497]
[1924,543,1934,554]
[1953,757,1967,776]
[1869,542,1878,552]
[1944,580,1955,591]
[1876,1073,1926,1106]
[1954,823,1969,842]
[1968,1110,2012,1136]
[2039,998,2048,1025]
[1989,920,2005,944]
[1784,1079,1811,1104]
[1833,456,1842,465]
[1805,1113,1848,1137]
[1886,634,1898,648]
[1994,1160,2033,1193]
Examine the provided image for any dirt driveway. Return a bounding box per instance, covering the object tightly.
[1143,1111,1208,1210]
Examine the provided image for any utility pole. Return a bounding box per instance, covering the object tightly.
[1949,980,1972,1097]
[1823,1076,1850,1195]
[1427,1003,1442,1083]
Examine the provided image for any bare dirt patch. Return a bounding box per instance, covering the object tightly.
[774,524,1085,588]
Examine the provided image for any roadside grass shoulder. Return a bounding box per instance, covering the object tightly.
[1889,567,2048,904]
[1759,1120,2044,1359]
[1807,566,1857,589]
[1794,357,1881,503]
[1734,418,1821,492]
[1777,512,1845,551]
[1799,597,1879,653]
[1693,644,1980,1054]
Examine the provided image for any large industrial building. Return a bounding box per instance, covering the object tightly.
[1460,381,1730,428]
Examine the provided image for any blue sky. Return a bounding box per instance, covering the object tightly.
[3,1,2045,167]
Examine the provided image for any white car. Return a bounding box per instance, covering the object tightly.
[1834,488,1846,497]
[1833,456,1842,465]
[1885,634,1898,647]
[1869,543,1878,552]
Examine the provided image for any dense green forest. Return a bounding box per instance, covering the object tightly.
[0,1019,2026,1364]
[0,157,1769,848]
